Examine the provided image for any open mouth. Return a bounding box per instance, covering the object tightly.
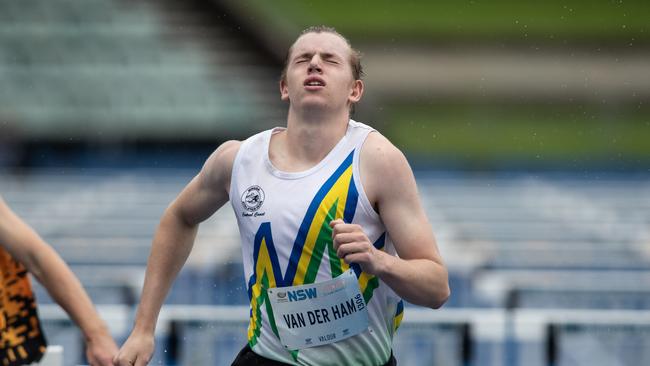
[304,77,326,87]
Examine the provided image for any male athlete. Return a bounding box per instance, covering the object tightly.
[114,26,449,366]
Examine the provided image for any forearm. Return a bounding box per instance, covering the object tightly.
[132,208,198,334]
[377,254,450,309]
[29,244,110,341]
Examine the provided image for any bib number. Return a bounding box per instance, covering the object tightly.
[267,269,369,350]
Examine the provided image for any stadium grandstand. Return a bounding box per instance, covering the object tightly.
[1,1,649,365]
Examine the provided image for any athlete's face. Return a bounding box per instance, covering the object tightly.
[280,32,363,112]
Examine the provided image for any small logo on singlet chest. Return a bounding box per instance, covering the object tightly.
[241,185,266,217]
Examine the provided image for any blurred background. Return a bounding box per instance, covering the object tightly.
[1,0,649,365]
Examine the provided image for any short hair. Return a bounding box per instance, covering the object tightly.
[280,26,364,84]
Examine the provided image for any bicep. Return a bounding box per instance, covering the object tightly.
[0,197,47,266]
[362,137,441,262]
[379,164,441,262]
[171,172,227,226]
[170,140,240,226]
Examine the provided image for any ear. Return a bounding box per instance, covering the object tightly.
[280,79,289,101]
[348,79,364,104]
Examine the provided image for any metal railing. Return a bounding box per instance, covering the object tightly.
[36,305,650,366]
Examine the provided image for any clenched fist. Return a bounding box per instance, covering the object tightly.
[330,219,389,276]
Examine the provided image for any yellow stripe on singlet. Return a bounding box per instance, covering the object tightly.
[292,165,353,285]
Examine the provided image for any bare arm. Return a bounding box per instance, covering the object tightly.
[114,140,240,366]
[332,132,449,309]
[0,196,118,366]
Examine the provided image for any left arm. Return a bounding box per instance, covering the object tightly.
[331,132,450,308]
[0,196,118,365]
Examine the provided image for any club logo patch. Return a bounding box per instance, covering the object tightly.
[241,185,265,213]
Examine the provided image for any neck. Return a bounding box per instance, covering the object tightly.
[282,106,350,166]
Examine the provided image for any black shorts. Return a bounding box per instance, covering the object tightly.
[231,344,397,366]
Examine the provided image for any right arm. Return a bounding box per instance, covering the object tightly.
[114,140,241,366]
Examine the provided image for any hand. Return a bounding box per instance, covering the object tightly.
[113,330,155,366]
[330,219,388,276]
[84,327,119,366]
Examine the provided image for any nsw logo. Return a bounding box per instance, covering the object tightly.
[241,185,265,213]
[287,288,318,302]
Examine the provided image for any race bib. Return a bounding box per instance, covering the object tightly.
[268,269,369,350]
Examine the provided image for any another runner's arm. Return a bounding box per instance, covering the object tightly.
[361,133,450,309]
[0,196,118,366]
[114,140,240,366]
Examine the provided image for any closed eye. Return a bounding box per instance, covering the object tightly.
[294,52,313,64]
[322,53,340,64]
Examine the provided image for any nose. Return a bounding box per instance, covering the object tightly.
[308,55,322,74]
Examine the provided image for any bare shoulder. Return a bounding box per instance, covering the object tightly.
[172,140,242,224]
[205,140,242,168]
[360,132,415,206]
[201,140,242,191]
[361,132,408,168]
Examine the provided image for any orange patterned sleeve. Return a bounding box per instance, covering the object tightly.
[0,247,47,366]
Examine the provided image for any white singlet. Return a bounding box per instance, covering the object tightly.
[230,120,404,365]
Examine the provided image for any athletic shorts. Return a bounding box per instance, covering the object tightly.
[231,344,397,366]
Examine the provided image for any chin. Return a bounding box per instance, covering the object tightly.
[300,99,330,111]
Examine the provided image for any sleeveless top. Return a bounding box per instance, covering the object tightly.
[230,120,404,365]
[0,247,47,366]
